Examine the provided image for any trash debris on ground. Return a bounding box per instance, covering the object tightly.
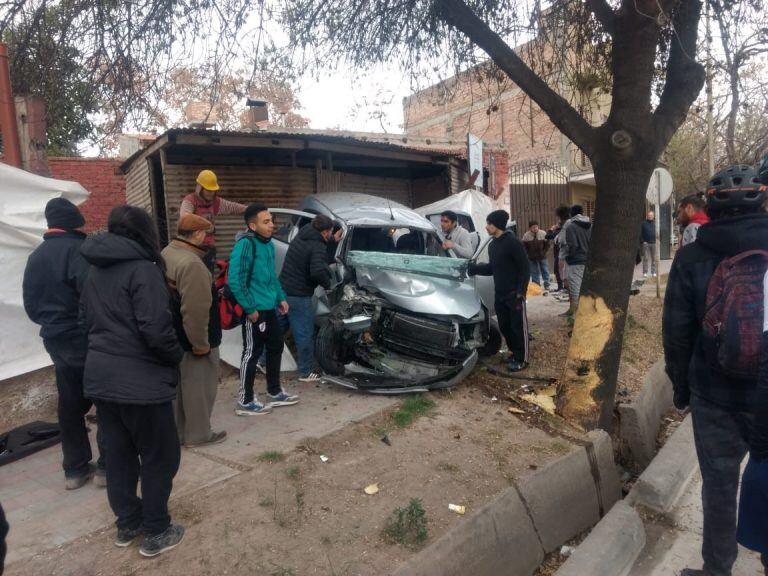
[364,483,379,495]
[560,545,576,557]
[320,455,329,463]
[448,504,466,515]
[490,396,498,402]
[381,435,391,446]
[519,385,557,414]
[508,406,525,415]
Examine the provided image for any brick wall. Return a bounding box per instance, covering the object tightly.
[48,158,126,232]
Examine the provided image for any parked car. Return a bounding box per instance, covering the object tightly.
[269,193,501,393]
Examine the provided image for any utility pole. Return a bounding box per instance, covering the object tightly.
[705,0,715,176]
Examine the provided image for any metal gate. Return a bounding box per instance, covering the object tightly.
[508,159,569,237]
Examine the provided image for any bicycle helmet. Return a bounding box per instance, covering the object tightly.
[706,164,767,212]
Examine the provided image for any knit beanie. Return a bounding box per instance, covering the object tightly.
[486,209,509,230]
[45,198,85,230]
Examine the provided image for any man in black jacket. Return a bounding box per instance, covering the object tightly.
[278,215,340,382]
[640,210,657,277]
[22,198,105,491]
[564,205,592,314]
[663,165,768,576]
[469,210,531,372]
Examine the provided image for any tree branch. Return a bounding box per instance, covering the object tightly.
[436,0,597,156]
[652,0,705,149]
[585,0,616,35]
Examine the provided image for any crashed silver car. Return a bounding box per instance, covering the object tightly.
[270,193,499,393]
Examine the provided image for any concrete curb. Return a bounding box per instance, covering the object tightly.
[395,431,621,576]
[555,501,646,576]
[618,359,674,469]
[626,414,697,515]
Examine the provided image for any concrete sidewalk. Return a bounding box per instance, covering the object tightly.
[0,375,396,567]
[630,470,764,575]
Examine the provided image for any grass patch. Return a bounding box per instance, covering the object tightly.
[286,466,301,480]
[258,450,285,463]
[382,498,429,548]
[259,496,274,507]
[393,396,436,428]
[437,462,460,473]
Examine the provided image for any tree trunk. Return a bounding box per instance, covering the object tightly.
[725,64,740,163]
[556,157,655,431]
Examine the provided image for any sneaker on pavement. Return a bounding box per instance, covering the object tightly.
[94,467,108,488]
[507,360,529,372]
[652,273,658,278]
[267,390,300,407]
[185,430,227,447]
[139,524,185,558]
[298,372,322,383]
[115,526,142,548]
[643,273,648,278]
[235,401,273,416]
[65,465,95,490]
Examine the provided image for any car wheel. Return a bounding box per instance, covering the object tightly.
[478,319,502,357]
[315,322,347,375]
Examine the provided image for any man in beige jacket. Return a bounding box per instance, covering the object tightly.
[162,214,226,447]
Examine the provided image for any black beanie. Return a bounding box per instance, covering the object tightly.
[45,198,85,230]
[486,209,509,230]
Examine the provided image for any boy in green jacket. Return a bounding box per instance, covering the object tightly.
[229,203,298,416]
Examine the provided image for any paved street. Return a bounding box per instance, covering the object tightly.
[631,470,765,576]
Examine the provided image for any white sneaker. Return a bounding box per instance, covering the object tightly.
[298,372,322,383]
[652,273,657,278]
[643,273,648,278]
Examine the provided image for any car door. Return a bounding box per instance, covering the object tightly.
[470,236,496,314]
[269,208,316,275]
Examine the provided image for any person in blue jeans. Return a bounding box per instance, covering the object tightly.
[278,215,340,382]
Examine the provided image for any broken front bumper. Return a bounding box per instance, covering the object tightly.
[320,350,478,394]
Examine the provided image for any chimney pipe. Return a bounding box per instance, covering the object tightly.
[0,43,22,168]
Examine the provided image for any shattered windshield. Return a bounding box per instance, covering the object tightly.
[347,226,447,257]
[348,250,469,280]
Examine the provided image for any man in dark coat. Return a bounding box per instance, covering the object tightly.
[22,198,106,490]
[468,209,531,372]
[663,164,768,576]
[278,215,340,382]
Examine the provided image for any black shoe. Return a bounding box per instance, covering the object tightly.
[64,464,95,490]
[508,360,529,372]
[140,524,185,558]
[115,526,142,548]
[679,569,708,576]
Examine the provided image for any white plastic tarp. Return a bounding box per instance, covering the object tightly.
[0,163,89,381]
[414,189,498,241]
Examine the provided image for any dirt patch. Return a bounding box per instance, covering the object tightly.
[8,383,573,576]
[0,366,58,432]
[617,295,664,401]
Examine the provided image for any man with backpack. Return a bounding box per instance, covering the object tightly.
[663,164,768,576]
[228,203,298,416]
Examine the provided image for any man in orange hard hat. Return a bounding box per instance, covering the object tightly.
[179,170,247,268]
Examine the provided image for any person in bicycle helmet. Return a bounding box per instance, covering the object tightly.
[664,163,768,576]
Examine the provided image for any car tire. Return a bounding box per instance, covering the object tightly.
[478,319,502,357]
[315,322,347,375]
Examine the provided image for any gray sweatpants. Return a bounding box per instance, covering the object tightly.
[690,395,761,576]
[567,264,585,305]
[176,348,220,446]
[642,242,657,275]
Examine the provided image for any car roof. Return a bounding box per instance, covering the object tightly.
[301,193,436,231]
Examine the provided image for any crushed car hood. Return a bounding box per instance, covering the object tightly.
[347,251,481,320]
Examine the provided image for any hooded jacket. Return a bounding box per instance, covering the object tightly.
[663,213,768,411]
[228,230,287,314]
[162,239,222,355]
[23,230,89,340]
[681,212,710,247]
[279,224,333,297]
[564,215,592,265]
[80,233,183,404]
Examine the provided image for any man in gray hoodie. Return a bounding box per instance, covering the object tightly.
[563,205,592,313]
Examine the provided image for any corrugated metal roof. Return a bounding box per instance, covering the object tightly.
[120,127,506,172]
